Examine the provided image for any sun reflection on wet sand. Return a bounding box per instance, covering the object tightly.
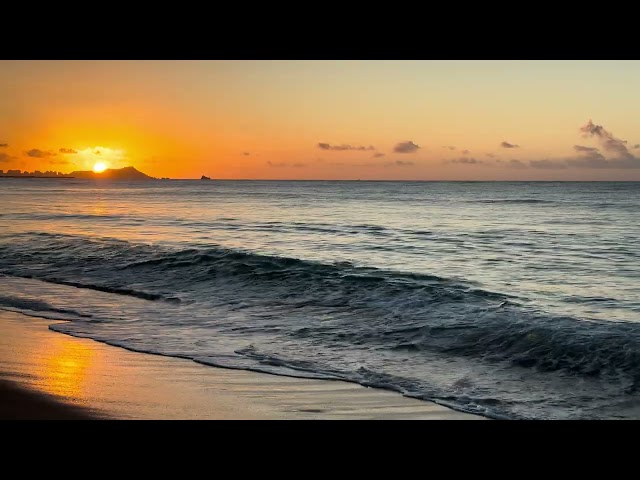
[38,333,95,401]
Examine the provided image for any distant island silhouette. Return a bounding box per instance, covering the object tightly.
[71,166,155,180]
[1,166,155,180]
[201,175,211,180]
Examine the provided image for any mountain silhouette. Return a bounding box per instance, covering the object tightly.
[70,166,155,180]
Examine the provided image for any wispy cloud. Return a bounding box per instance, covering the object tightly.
[567,145,608,168]
[573,145,598,153]
[48,158,71,165]
[496,159,527,169]
[445,157,486,165]
[316,158,412,168]
[529,160,567,169]
[389,160,414,167]
[59,148,78,154]
[267,161,305,168]
[566,155,608,168]
[393,141,420,153]
[26,149,56,158]
[443,146,469,154]
[485,153,497,158]
[500,141,520,149]
[372,152,385,158]
[567,143,628,169]
[0,143,8,148]
[0,153,14,163]
[317,143,375,151]
[242,152,251,156]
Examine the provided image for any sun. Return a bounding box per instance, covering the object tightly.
[93,162,108,173]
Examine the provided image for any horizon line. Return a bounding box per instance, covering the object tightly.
[138,178,640,182]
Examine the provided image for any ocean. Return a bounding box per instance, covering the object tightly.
[1,179,639,419]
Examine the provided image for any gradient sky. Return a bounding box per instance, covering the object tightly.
[2,60,640,180]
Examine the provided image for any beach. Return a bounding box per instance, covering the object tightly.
[0,310,483,420]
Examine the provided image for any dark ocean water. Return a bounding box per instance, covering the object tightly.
[1,179,639,419]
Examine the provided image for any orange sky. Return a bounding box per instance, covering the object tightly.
[2,60,640,180]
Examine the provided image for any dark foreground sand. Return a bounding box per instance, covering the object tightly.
[0,379,97,419]
[0,310,484,419]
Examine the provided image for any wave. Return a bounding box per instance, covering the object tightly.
[29,277,180,303]
[391,314,640,385]
[3,231,640,418]
[471,199,557,204]
[0,294,91,318]
[0,231,495,301]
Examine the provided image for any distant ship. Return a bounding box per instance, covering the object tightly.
[201,175,211,180]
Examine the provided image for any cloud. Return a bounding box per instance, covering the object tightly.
[461,149,470,155]
[566,155,608,169]
[634,144,640,149]
[606,158,640,168]
[496,159,527,169]
[317,143,375,151]
[483,121,640,170]
[316,157,412,167]
[567,149,640,169]
[242,152,251,156]
[26,149,56,158]
[442,146,456,150]
[529,160,567,169]
[393,141,420,153]
[94,149,102,155]
[390,160,414,166]
[48,159,71,165]
[267,161,305,168]
[573,145,599,153]
[500,141,520,149]
[486,153,497,158]
[572,120,640,168]
[59,148,78,154]
[509,159,527,169]
[0,153,13,163]
[580,119,633,159]
[446,157,486,165]
[372,153,385,158]
[0,143,7,148]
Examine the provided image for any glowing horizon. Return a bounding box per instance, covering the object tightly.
[3,60,640,180]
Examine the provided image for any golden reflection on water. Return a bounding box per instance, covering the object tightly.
[39,334,94,400]
[91,198,107,217]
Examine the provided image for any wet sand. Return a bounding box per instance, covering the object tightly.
[0,310,484,419]
[0,379,97,419]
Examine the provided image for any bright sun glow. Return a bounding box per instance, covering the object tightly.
[93,162,108,173]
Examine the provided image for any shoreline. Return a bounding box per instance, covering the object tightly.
[0,310,484,420]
